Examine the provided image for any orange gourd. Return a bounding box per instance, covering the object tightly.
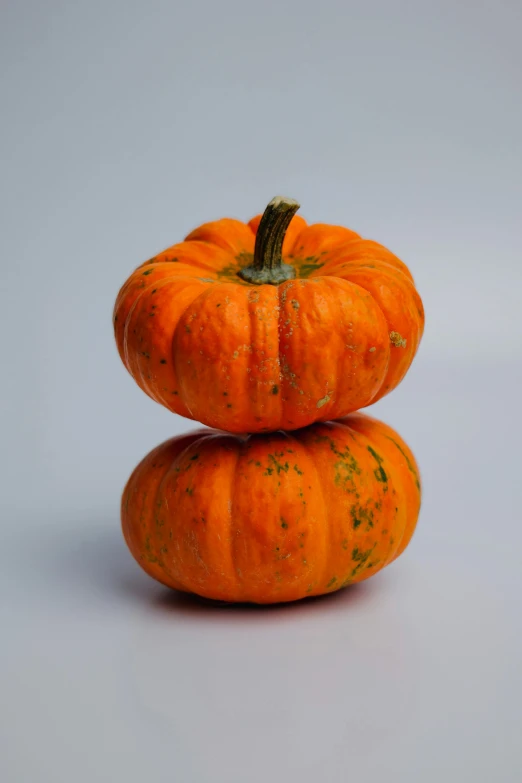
[122,412,421,604]
[114,197,424,433]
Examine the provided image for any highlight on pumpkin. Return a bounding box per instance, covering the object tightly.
[113,196,424,434]
[121,412,421,605]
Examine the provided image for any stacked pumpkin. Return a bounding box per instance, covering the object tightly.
[114,197,424,603]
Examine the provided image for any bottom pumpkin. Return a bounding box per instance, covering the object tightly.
[122,413,421,604]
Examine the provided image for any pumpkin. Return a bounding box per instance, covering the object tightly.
[122,412,421,604]
[114,197,424,433]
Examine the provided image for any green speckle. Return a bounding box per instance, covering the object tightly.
[350,503,375,530]
[326,576,337,588]
[272,385,279,395]
[341,538,348,550]
[227,403,232,408]
[185,325,191,333]
[190,454,199,461]
[263,454,290,477]
[281,519,289,529]
[142,269,154,276]
[185,486,194,496]
[151,288,157,294]
[223,392,228,396]
[216,303,221,307]
[141,351,150,359]
[160,358,167,364]
[144,535,158,563]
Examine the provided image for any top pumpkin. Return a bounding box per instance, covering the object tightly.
[114,197,424,433]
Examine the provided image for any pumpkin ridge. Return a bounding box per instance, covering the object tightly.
[229,438,245,600]
[128,277,206,411]
[170,284,219,419]
[294,431,331,592]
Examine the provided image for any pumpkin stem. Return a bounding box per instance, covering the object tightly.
[238,196,300,285]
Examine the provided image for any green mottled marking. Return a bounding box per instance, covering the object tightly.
[326,576,337,588]
[386,436,420,489]
[350,544,377,576]
[296,256,325,277]
[350,503,375,530]
[217,252,251,285]
[272,385,279,395]
[293,464,303,476]
[367,445,387,483]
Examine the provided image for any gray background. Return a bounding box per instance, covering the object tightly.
[1,1,521,781]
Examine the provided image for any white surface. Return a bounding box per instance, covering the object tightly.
[2,1,522,780]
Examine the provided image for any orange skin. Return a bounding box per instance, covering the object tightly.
[113,209,424,432]
[122,413,421,604]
